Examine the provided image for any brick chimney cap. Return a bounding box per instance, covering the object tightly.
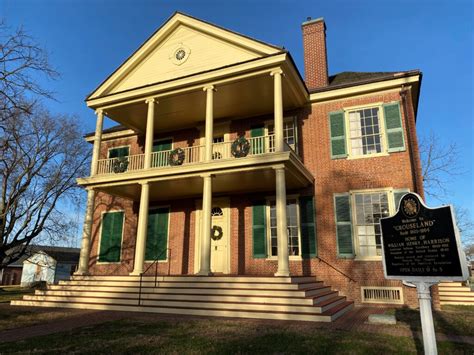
[301,17,325,27]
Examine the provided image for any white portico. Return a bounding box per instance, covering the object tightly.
[75,12,311,277]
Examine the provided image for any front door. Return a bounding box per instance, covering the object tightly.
[210,205,227,273]
[195,198,230,274]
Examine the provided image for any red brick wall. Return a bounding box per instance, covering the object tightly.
[1,267,22,285]
[87,88,425,307]
[88,192,137,275]
[302,18,328,90]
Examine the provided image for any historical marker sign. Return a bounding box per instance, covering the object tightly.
[380,193,469,355]
[380,192,468,282]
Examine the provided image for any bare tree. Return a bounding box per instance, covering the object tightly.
[420,131,473,253]
[0,104,89,270]
[0,20,58,121]
[419,131,465,200]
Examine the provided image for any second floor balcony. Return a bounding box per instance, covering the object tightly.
[96,135,290,176]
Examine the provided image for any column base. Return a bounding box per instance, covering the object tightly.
[129,271,144,276]
[274,271,290,277]
[196,270,213,276]
[73,270,90,276]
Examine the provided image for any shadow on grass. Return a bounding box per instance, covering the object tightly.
[1,318,455,355]
[395,307,424,354]
[0,287,34,303]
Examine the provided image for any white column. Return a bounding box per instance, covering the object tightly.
[90,109,104,176]
[271,69,284,153]
[203,85,215,162]
[274,166,290,276]
[75,188,96,275]
[144,98,156,169]
[197,174,213,275]
[131,182,150,275]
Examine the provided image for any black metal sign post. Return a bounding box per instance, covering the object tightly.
[380,193,468,355]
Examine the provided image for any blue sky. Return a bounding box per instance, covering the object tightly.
[3,0,473,231]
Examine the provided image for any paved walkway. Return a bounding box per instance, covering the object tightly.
[0,305,472,346]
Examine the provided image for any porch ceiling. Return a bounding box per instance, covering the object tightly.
[96,165,312,202]
[103,72,302,133]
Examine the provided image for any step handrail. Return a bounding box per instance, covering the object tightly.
[317,257,356,283]
[138,248,171,306]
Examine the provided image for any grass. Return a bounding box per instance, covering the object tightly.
[384,305,474,337]
[0,305,84,331]
[0,286,34,303]
[0,304,472,353]
[1,317,472,354]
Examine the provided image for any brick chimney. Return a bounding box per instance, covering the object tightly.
[302,17,328,90]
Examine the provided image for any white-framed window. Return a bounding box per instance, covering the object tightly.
[349,188,409,260]
[353,191,390,258]
[266,116,297,152]
[348,107,384,156]
[267,197,301,257]
[108,145,130,159]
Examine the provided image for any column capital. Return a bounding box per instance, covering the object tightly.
[145,97,157,104]
[95,108,104,116]
[272,165,286,171]
[270,68,283,76]
[139,181,149,186]
[200,173,215,178]
[203,84,216,92]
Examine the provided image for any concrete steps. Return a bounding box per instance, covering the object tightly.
[11,276,354,322]
[439,281,474,305]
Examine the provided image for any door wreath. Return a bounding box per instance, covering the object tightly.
[168,148,185,166]
[211,225,223,241]
[112,157,129,173]
[231,136,250,158]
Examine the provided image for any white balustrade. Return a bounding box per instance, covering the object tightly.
[95,135,281,176]
[96,154,145,175]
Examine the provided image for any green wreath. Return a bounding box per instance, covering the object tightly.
[231,136,250,158]
[112,157,129,173]
[169,148,185,166]
[211,225,223,241]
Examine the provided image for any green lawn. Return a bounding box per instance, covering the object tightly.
[385,305,474,337]
[1,317,472,354]
[0,286,34,303]
[0,303,472,354]
[0,305,83,332]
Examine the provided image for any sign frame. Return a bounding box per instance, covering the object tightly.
[380,192,469,283]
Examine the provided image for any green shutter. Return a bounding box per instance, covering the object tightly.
[108,147,129,158]
[393,189,409,213]
[334,194,354,258]
[299,196,317,258]
[251,126,265,154]
[152,139,173,167]
[329,111,347,159]
[145,207,169,261]
[99,211,124,262]
[252,201,267,258]
[383,102,406,152]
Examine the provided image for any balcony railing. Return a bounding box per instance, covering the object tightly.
[95,134,290,176]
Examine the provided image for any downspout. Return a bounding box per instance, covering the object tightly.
[400,85,424,199]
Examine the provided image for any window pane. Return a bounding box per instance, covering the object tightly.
[349,107,383,156]
[269,199,300,256]
[353,192,389,257]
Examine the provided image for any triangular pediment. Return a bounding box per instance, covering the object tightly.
[88,12,282,100]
